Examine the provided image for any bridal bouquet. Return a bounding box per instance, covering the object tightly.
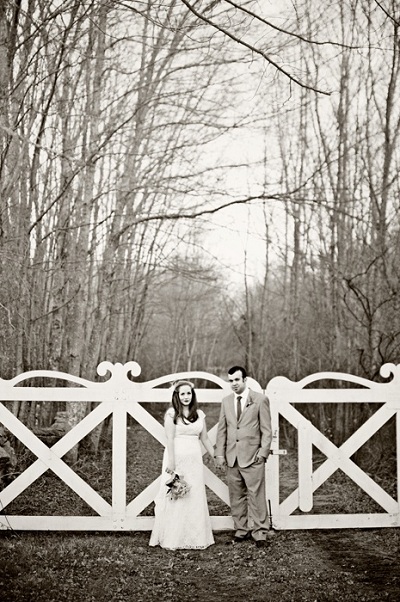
[165,472,191,500]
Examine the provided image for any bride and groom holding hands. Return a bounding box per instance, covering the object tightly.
[149,365,272,550]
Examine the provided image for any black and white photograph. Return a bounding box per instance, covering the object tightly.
[0,1,399,600]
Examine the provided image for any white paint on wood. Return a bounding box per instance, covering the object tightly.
[267,364,400,529]
[298,422,313,512]
[112,404,127,522]
[0,362,399,531]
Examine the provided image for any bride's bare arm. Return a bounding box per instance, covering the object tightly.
[200,420,215,458]
[164,413,176,473]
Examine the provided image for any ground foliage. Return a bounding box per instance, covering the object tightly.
[1,528,399,602]
[1,415,399,601]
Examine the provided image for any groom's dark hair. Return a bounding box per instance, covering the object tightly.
[228,366,247,379]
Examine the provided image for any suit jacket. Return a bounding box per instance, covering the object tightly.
[215,388,272,468]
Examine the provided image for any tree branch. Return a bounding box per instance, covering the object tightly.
[116,187,369,240]
[223,0,361,49]
[373,0,400,27]
[178,0,331,95]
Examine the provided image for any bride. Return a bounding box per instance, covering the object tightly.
[149,380,215,550]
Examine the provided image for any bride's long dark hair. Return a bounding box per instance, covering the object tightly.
[171,380,199,424]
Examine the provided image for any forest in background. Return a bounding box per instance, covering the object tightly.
[0,1,399,445]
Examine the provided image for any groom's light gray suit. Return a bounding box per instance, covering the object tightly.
[215,388,272,540]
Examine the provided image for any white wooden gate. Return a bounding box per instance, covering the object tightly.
[0,361,399,530]
[0,362,235,531]
[266,363,400,529]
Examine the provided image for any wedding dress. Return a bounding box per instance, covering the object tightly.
[149,409,214,550]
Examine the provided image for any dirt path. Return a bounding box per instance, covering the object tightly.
[307,528,400,600]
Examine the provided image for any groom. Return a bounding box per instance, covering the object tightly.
[215,366,272,546]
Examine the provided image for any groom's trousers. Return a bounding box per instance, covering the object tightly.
[227,460,269,540]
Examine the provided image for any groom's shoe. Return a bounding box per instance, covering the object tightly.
[233,532,252,543]
[254,539,268,548]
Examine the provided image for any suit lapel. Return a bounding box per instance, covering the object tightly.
[242,389,254,418]
[227,393,236,422]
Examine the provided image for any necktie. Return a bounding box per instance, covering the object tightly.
[236,396,242,421]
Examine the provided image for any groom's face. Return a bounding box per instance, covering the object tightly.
[228,370,247,395]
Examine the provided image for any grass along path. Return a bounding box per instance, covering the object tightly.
[1,527,399,602]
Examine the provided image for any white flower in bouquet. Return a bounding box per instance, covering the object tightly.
[165,472,191,500]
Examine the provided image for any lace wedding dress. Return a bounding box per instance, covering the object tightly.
[149,409,215,550]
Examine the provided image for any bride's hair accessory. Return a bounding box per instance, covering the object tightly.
[172,380,194,391]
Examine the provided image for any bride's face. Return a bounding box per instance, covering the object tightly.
[178,385,192,406]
